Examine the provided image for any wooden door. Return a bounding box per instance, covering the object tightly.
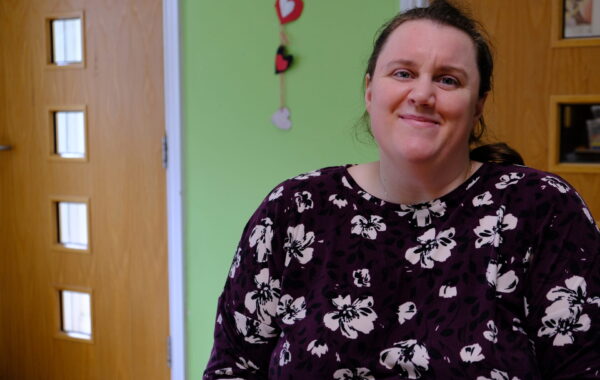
[0,1,170,379]
[466,0,600,218]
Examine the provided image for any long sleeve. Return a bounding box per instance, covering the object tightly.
[524,177,600,379]
[203,185,288,380]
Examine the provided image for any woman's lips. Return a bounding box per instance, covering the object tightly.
[399,114,440,127]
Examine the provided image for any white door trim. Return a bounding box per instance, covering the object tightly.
[163,0,186,379]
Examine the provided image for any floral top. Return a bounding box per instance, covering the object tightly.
[203,163,600,380]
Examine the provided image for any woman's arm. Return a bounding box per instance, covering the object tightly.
[525,178,599,379]
[203,186,288,380]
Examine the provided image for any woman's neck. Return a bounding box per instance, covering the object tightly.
[378,154,479,204]
[350,155,480,205]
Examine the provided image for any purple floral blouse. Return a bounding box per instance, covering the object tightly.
[203,163,600,380]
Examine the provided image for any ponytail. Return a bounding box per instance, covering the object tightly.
[470,143,524,165]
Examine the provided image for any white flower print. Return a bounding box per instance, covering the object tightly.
[333,367,375,380]
[546,275,589,313]
[460,343,485,363]
[323,295,377,339]
[439,284,457,298]
[396,199,446,227]
[582,207,594,225]
[277,295,306,325]
[233,312,277,344]
[541,176,570,193]
[351,215,387,240]
[474,206,518,248]
[472,191,494,207]
[495,172,525,189]
[588,296,600,307]
[379,339,430,379]
[236,356,259,372]
[294,170,321,180]
[512,317,526,335]
[537,307,590,346]
[294,191,314,213]
[329,194,348,208]
[268,186,284,201]
[244,268,281,324]
[214,367,233,376]
[523,247,532,266]
[486,259,519,294]
[353,269,371,287]
[358,190,373,201]
[466,176,480,190]
[249,217,274,262]
[307,339,328,357]
[477,369,521,380]
[483,320,498,343]
[405,228,456,269]
[229,248,241,278]
[397,302,417,325]
[283,224,315,267]
[279,340,291,366]
[341,176,353,189]
[537,275,594,346]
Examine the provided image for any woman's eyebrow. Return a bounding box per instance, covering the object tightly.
[384,60,469,78]
[437,65,468,78]
[384,59,416,69]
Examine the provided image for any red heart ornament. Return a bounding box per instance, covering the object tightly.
[275,0,304,25]
[275,45,293,74]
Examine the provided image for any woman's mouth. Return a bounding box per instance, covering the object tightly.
[399,114,441,127]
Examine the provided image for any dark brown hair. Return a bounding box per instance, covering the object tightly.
[360,0,523,165]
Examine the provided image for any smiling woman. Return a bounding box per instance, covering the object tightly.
[202,1,599,379]
[364,20,485,191]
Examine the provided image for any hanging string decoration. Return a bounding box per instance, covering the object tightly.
[271,0,304,130]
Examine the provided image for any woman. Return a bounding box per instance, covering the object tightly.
[204,1,599,379]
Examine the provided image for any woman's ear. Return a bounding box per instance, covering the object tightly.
[365,74,372,112]
[474,93,488,121]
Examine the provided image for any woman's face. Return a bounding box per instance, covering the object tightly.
[365,20,486,165]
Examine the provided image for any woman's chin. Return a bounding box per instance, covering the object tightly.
[383,143,440,164]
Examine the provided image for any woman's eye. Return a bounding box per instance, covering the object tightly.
[439,76,459,86]
[393,70,411,79]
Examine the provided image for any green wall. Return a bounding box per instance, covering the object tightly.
[182,1,397,377]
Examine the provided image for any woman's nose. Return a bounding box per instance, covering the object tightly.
[408,77,435,107]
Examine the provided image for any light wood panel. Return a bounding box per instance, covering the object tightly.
[467,0,600,217]
[0,0,169,379]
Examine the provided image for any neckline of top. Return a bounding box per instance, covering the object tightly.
[341,161,490,208]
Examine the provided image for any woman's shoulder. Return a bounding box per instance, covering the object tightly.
[482,162,575,193]
[481,162,594,221]
[265,165,350,198]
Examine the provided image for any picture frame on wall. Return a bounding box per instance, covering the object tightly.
[548,95,600,173]
[552,0,600,47]
[564,0,600,38]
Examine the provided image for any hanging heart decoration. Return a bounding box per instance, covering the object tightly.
[271,107,292,130]
[275,0,304,25]
[271,0,303,130]
[275,45,293,74]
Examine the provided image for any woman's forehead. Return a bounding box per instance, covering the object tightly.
[377,20,478,69]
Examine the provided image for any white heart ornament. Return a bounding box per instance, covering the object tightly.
[271,107,292,130]
[279,0,295,18]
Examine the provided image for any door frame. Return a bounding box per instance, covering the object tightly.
[163,0,186,379]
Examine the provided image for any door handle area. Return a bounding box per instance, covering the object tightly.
[0,145,13,151]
